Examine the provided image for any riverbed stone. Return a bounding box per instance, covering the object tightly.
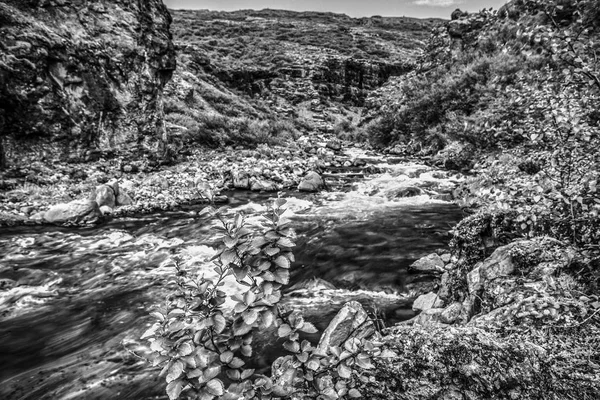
[43,199,102,224]
[298,171,324,192]
[94,184,116,208]
[116,190,133,206]
[414,308,445,326]
[410,253,445,273]
[412,292,444,312]
[232,170,250,189]
[467,246,515,294]
[250,178,277,192]
[317,301,375,354]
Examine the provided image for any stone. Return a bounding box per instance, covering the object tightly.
[440,302,463,324]
[326,140,342,151]
[412,292,444,312]
[317,301,375,354]
[43,199,102,224]
[94,184,116,208]
[99,205,113,215]
[410,253,445,273]
[467,246,515,294]
[441,253,452,263]
[386,186,423,199]
[232,170,250,189]
[107,179,120,197]
[116,191,133,206]
[250,178,277,192]
[298,171,324,192]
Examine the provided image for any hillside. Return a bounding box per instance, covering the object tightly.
[162,9,439,148]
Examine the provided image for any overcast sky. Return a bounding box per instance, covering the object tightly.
[162,0,508,19]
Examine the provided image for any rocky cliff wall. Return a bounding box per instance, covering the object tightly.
[0,0,176,164]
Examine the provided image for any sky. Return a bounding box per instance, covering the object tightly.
[162,0,509,19]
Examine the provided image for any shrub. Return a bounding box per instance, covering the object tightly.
[143,201,395,399]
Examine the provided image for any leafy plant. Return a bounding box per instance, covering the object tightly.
[143,200,395,399]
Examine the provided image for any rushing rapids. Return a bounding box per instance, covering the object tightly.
[0,160,464,399]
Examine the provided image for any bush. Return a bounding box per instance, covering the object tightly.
[143,201,394,399]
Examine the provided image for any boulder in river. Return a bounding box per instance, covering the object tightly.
[93,184,116,208]
[250,178,277,192]
[43,199,102,224]
[298,171,324,192]
[410,253,445,273]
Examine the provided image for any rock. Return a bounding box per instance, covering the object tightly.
[0,0,175,159]
[99,205,113,215]
[250,178,277,192]
[414,308,445,326]
[107,179,120,197]
[317,301,375,354]
[440,253,452,263]
[43,199,102,224]
[412,292,444,312]
[467,246,515,294]
[298,171,324,192]
[326,140,342,151]
[232,170,250,189]
[440,302,463,324]
[94,184,116,208]
[116,191,133,206]
[385,186,423,199]
[410,253,445,273]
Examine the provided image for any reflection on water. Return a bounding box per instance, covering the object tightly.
[0,162,464,399]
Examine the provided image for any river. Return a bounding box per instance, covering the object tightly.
[0,161,464,399]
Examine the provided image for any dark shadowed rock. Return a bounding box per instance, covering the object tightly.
[43,199,101,224]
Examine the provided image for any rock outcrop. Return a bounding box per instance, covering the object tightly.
[0,0,176,163]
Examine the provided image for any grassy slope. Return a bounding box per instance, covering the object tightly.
[163,9,440,149]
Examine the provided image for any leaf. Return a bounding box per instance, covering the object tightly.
[203,365,221,381]
[348,389,362,398]
[337,363,351,379]
[307,359,320,371]
[277,237,295,248]
[274,255,291,269]
[264,246,280,256]
[220,350,234,364]
[167,360,184,383]
[212,314,226,334]
[220,249,239,266]
[141,323,160,340]
[274,268,290,285]
[278,324,293,338]
[355,353,374,369]
[232,319,253,336]
[283,340,300,353]
[166,379,184,400]
[241,369,255,380]
[223,236,238,248]
[260,310,274,329]
[150,311,165,321]
[244,291,257,306]
[299,322,318,334]
[226,369,241,381]
[178,341,194,357]
[241,344,253,357]
[206,378,225,396]
[229,357,245,369]
[243,308,259,325]
[274,198,287,208]
[187,368,203,379]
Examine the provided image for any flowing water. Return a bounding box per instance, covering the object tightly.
[0,161,464,399]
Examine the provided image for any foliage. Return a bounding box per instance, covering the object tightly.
[144,200,395,399]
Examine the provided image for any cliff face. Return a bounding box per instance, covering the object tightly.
[0,0,176,163]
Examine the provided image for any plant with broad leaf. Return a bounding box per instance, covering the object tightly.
[143,199,396,399]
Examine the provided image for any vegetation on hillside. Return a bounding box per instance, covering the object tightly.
[365,0,600,250]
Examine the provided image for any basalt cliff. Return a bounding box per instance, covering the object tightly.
[0,0,176,165]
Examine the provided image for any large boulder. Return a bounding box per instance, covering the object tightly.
[0,0,176,161]
[317,301,375,354]
[43,199,102,224]
[298,171,324,192]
